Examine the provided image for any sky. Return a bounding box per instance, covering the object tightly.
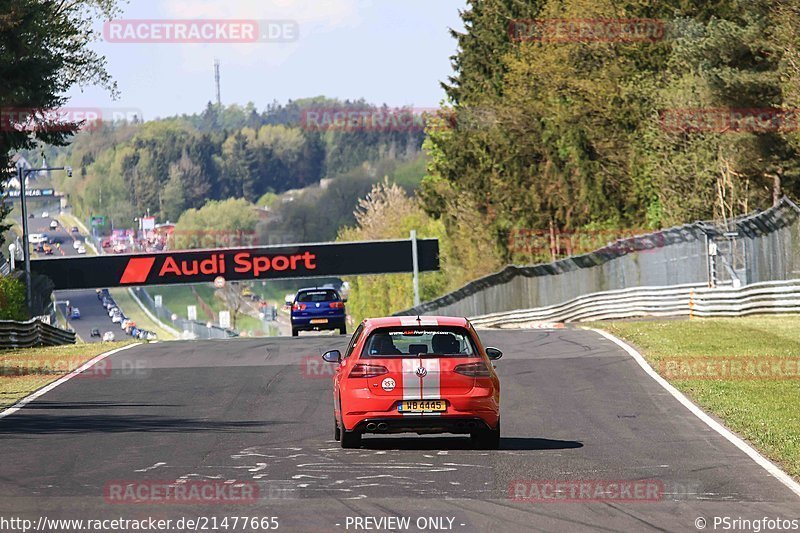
[66,0,468,121]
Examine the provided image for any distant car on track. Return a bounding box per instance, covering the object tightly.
[291,287,346,336]
[77,245,86,254]
[49,220,58,230]
[90,328,101,338]
[42,243,53,255]
[70,307,81,319]
[41,211,49,218]
[70,226,79,233]
[102,331,115,342]
[323,316,502,449]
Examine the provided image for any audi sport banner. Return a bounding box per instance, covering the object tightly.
[31,239,439,290]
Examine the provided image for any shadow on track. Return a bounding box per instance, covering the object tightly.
[358,436,583,451]
[0,414,288,434]
[8,401,181,410]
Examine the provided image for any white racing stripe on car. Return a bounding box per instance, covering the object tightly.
[399,317,439,326]
[421,358,441,417]
[400,358,441,417]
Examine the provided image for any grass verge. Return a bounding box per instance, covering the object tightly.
[0,341,135,409]
[591,316,800,480]
[150,284,266,335]
[108,288,177,340]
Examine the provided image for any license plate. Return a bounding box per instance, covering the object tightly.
[399,400,446,412]
[310,318,328,324]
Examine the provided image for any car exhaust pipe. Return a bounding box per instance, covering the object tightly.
[377,423,388,431]
[466,421,477,429]
[366,423,377,431]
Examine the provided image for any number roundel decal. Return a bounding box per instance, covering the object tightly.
[381,377,396,391]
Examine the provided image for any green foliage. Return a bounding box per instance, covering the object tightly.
[0,0,121,248]
[426,0,800,262]
[0,276,27,320]
[173,198,258,249]
[44,98,426,230]
[338,180,448,323]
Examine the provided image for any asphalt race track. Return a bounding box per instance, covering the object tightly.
[57,289,116,343]
[0,329,797,531]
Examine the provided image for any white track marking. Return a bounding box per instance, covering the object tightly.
[0,343,140,420]
[590,328,800,499]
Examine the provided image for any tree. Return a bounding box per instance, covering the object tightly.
[173,198,257,249]
[0,276,26,320]
[0,0,121,247]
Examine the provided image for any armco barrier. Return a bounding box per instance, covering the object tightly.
[0,318,76,348]
[470,279,800,327]
[397,197,800,317]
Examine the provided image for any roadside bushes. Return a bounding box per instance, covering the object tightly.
[0,276,28,320]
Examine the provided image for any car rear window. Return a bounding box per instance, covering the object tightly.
[361,327,478,357]
[296,290,339,303]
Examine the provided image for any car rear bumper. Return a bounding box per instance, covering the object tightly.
[341,394,499,432]
[292,316,346,330]
[352,416,494,435]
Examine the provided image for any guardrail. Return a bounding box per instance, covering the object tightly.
[0,318,76,348]
[470,279,800,328]
[397,197,800,318]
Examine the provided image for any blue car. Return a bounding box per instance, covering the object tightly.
[290,288,346,337]
[70,307,81,319]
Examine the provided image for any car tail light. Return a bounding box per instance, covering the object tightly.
[292,303,307,311]
[349,364,389,378]
[328,301,344,309]
[454,362,491,377]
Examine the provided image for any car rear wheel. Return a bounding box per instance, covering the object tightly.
[339,326,347,335]
[471,420,500,450]
[291,328,299,337]
[334,420,341,441]
[340,430,361,449]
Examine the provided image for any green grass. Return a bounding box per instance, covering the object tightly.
[592,316,800,479]
[0,342,135,408]
[150,284,212,320]
[108,288,177,340]
[149,284,270,335]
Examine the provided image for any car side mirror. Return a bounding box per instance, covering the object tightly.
[322,350,341,363]
[486,347,503,360]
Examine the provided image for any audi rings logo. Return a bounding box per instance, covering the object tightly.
[415,367,427,378]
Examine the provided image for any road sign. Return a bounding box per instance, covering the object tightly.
[214,276,226,288]
[187,305,197,321]
[218,311,231,329]
[90,215,106,227]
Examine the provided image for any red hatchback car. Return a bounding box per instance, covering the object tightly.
[322,316,502,449]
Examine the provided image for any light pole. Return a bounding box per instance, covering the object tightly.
[17,164,72,311]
